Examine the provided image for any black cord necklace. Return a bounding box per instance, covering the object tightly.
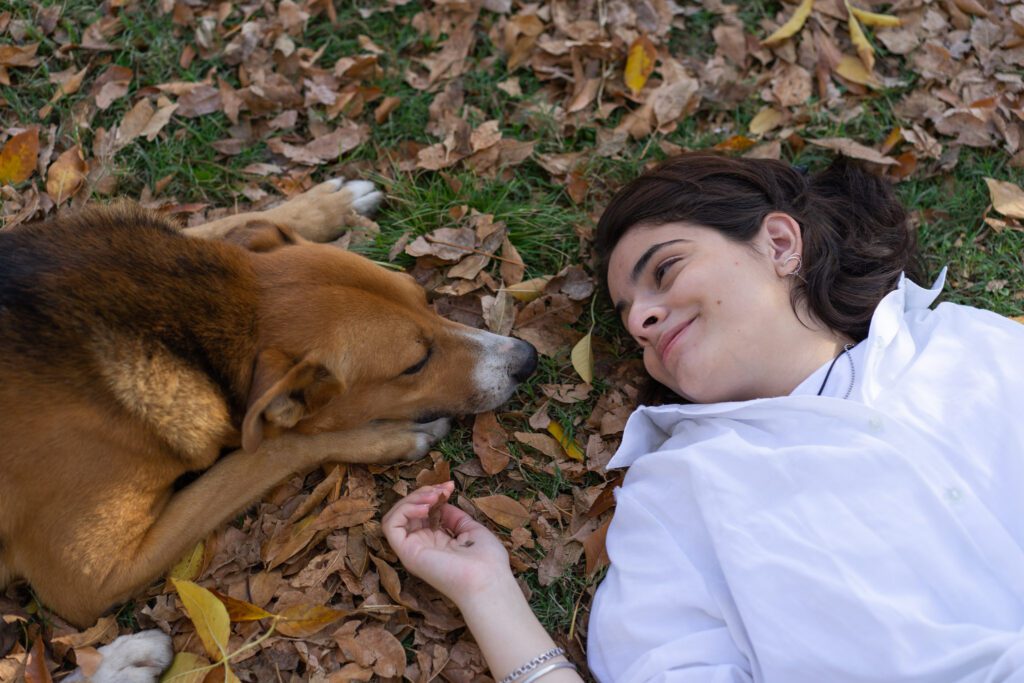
[816,343,856,399]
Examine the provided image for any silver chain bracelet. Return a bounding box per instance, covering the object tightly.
[498,647,566,683]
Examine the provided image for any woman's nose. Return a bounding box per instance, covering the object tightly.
[627,303,663,344]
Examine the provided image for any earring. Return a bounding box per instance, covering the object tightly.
[783,254,802,277]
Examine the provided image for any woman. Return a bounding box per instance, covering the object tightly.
[383,153,1024,683]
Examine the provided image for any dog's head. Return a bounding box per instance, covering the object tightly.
[230,222,537,451]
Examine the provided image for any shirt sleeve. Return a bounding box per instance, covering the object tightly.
[587,488,753,683]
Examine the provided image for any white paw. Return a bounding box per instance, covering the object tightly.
[343,179,383,216]
[411,417,452,458]
[69,630,173,683]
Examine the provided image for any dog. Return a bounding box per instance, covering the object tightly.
[0,178,537,680]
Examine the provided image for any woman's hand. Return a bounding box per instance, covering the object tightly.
[382,481,513,607]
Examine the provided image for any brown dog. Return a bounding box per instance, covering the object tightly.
[0,178,536,643]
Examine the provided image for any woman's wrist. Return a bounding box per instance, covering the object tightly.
[451,566,522,617]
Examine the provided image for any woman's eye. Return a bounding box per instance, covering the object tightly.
[654,258,679,286]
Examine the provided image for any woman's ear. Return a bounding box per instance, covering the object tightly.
[761,212,803,276]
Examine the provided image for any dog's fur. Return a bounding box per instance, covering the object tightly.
[0,179,536,634]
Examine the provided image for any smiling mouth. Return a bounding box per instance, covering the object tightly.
[657,318,694,363]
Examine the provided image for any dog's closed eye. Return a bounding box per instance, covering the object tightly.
[401,348,432,375]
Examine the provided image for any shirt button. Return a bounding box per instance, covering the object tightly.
[946,487,963,503]
[868,416,884,432]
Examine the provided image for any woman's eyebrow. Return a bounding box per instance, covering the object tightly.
[631,239,690,282]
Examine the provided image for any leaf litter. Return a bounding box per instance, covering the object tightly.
[1,0,1023,680]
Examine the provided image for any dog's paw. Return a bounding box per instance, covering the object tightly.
[408,417,452,459]
[272,177,383,242]
[67,630,173,683]
[342,179,383,216]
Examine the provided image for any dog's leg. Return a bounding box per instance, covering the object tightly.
[53,419,448,627]
[182,178,382,242]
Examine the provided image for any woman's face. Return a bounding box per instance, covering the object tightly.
[607,221,803,403]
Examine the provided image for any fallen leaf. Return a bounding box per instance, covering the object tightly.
[808,137,896,165]
[833,54,880,88]
[24,638,51,683]
[158,653,210,683]
[208,589,273,622]
[0,128,40,185]
[168,541,205,582]
[45,146,86,203]
[473,495,530,529]
[546,421,585,461]
[850,7,901,27]
[763,0,814,46]
[749,107,784,135]
[845,2,875,71]
[624,34,656,95]
[583,516,612,575]
[570,332,594,384]
[505,276,552,302]
[984,178,1024,219]
[276,604,349,637]
[473,411,511,475]
[171,579,230,661]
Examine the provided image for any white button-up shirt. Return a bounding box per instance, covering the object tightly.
[588,273,1024,683]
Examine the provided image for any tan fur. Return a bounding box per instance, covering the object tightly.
[0,180,536,627]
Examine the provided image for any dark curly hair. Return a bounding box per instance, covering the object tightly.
[594,152,924,404]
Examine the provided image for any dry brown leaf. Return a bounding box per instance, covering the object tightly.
[473,494,530,529]
[583,516,612,575]
[276,604,349,638]
[24,638,52,683]
[513,431,564,459]
[310,497,376,531]
[808,137,897,165]
[984,178,1024,219]
[473,411,511,475]
[45,147,86,203]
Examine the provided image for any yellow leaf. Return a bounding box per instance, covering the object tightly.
[570,332,593,384]
[171,579,230,662]
[984,178,1024,219]
[208,588,273,622]
[546,421,585,462]
[749,107,785,136]
[762,0,815,46]
[159,653,210,683]
[168,541,205,582]
[624,34,656,95]
[275,604,350,638]
[850,6,901,27]
[504,276,551,302]
[0,128,40,185]
[834,54,880,88]
[845,1,875,71]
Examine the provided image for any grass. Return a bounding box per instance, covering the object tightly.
[3,0,1023,674]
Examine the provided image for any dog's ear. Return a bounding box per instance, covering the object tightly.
[241,350,343,451]
[224,220,302,253]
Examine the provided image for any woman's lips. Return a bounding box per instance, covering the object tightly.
[657,318,694,364]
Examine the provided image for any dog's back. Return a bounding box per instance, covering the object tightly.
[0,206,260,595]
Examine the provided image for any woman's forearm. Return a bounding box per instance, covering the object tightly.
[455,572,584,683]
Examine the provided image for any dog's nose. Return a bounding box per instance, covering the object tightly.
[511,340,538,382]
